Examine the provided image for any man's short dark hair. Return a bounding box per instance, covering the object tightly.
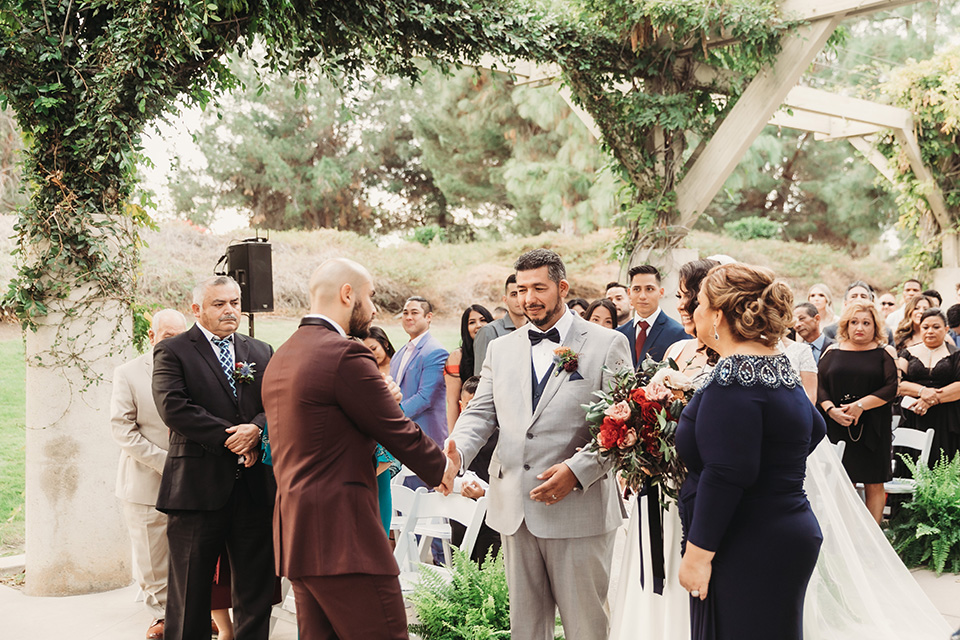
[627,264,661,284]
[405,295,432,314]
[514,249,566,284]
[947,304,960,329]
[605,282,628,293]
[462,376,481,396]
[905,278,923,288]
[794,302,819,318]
[923,289,942,306]
[504,273,517,291]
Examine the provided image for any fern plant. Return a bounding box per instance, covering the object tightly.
[886,453,960,575]
[408,547,511,640]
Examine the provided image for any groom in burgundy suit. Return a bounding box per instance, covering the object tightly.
[263,258,455,640]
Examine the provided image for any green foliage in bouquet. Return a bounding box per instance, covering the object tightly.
[886,453,960,575]
[408,548,510,640]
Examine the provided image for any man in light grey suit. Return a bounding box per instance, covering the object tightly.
[110,309,187,640]
[448,249,631,640]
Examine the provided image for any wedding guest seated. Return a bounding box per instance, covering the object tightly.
[444,305,493,432]
[824,281,896,345]
[361,328,402,531]
[450,376,501,565]
[585,298,618,329]
[897,307,960,466]
[818,301,898,524]
[894,295,935,350]
[567,298,589,318]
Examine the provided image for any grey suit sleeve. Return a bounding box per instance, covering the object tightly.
[451,343,499,468]
[110,364,167,474]
[472,324,496,377]
[565,332,632,489]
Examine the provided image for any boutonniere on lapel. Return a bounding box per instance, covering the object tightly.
[233,361,256,384]
[552,347,582,378]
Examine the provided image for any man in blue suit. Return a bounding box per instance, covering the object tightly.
[390,296,449,447]
[617,264,688,367]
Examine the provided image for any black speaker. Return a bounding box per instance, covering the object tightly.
[227,241,274,313]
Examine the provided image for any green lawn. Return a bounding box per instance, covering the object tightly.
[0,338,25,556]
[0,315,462,557]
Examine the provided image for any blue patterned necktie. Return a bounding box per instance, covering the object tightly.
[212,336,237,397]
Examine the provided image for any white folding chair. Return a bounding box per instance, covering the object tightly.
[270,577,297,630]
[390,482,420,566]
[394,488,488,591]
[391,464,416,485]
[884,426,935,496]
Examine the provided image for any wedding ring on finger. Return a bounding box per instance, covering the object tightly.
[691,590,700,598]
[551,494,557,500]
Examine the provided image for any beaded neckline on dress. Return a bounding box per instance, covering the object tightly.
[698,353,800,392]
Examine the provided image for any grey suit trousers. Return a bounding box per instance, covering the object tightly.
[502,522,616,640]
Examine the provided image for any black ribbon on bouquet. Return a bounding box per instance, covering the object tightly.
[637,478,666,595]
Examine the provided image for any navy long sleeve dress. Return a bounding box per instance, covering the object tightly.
[676,354,826,640]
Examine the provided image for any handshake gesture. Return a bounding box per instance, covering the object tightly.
[435,439,461,495]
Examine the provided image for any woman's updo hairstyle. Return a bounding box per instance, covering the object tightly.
[700,263,794,347]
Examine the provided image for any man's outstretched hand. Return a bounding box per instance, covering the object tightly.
[436,439,461,496]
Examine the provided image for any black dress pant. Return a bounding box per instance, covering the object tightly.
[165,478,275,640]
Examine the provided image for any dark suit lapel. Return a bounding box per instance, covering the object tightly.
[234,333,251,404]
[622,323,637,366]
[531,324,587,424]
[190,325,236,401]
[642,314,668,359]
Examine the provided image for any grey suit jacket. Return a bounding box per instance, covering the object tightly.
[110,351,169,505]
[452,312,631,539]
[472,314,520,376]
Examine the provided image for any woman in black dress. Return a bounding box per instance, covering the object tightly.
[818,300,898,524]
[677,263,825,640]
[898,307,960,465]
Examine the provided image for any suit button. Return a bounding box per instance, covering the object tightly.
[526,433,534,439]
[523,464,530,470]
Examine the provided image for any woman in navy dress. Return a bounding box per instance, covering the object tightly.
[677,263,826,640]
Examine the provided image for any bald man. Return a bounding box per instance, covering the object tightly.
[110,309,187,640]
[263,258,453,640]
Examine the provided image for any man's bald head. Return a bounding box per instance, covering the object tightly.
[149,308,188,346]
[309,258,373,311]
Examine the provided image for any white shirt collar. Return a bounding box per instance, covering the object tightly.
[196,322,233,344]
[303,313,347,337]
[634,307,662,330]
[405,331,428,349]
[528,306,575,342]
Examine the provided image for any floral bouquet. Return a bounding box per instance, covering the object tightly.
[583,356,694,502]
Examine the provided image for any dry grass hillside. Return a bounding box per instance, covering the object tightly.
[0,216,909,319]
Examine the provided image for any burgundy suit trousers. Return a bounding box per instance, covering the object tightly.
[291,573,408,640]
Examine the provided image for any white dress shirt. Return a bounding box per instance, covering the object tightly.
[530,308,575,381]
[633,307,662,339]
[196,322,235,364]
[303,313,347,337]
[396,332,427,382]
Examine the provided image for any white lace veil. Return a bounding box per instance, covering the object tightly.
[803,440,951,638]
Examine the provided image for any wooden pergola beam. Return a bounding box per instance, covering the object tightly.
[783,86,912,130]
[675,18,840,229]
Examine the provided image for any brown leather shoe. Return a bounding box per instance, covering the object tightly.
[147,619,164,640]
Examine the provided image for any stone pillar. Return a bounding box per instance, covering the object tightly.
[932,267,960,309]
[24,296,132,596]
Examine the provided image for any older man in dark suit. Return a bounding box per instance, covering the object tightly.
[617,264,687,366]
[263,258,452,640]
[152,276,275,640]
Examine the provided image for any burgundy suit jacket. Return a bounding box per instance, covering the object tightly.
[263,318,446,578]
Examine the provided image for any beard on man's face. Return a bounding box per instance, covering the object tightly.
[348,300,372,339]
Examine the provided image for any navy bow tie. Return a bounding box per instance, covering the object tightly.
[529,327,560,345]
